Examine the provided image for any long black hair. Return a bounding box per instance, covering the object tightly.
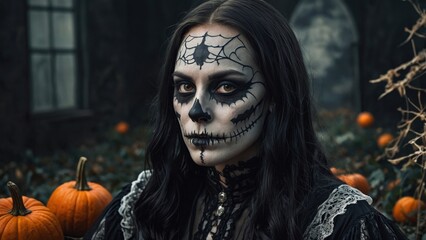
[135,0,331,239]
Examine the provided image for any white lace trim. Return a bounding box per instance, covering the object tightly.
[118,170,152,240]
[303,184,372,240]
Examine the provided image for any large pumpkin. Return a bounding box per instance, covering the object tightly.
[47,157,113,238]
[0,181,64,240]
[392,196,425,224]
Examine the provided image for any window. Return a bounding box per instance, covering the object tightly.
[28,0,84,113]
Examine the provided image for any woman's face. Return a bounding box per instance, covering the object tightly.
[173,23,268,170]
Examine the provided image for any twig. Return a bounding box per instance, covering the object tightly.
[402,0,426,45]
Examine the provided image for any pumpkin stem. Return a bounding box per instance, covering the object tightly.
[74,157,92,191]
[7,181,32,216]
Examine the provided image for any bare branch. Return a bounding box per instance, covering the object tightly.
[402,0,426,44]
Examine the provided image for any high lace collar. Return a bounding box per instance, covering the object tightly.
[206,157,260,202]
[192,157,261,240]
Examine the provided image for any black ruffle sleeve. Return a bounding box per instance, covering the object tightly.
[330,200,408,240]
[340,209,408,240]
[83,183,132,240]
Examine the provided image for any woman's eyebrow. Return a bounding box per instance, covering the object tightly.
[209,69,246,81]
[172,69,247,82]
[172,71,192,81]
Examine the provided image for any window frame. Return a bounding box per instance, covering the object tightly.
[26,0,90,119]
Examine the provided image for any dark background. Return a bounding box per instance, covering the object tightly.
[0,0,425,163]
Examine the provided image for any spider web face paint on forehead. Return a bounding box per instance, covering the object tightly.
[175,32,263,107]
[177,32,256,76]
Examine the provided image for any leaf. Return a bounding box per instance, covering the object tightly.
[369,169,385,189]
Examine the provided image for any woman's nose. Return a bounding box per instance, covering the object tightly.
[189,98,211,122]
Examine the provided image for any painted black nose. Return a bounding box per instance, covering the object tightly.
[189,99,211,122]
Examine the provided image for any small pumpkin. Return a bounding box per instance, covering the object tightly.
[47,157,113,238]
[377,133,393,148]
[338,173,371,195]
[115,121,129,134]
[392,196,425,224]
[356,111,374,128]
[0,181,64,239]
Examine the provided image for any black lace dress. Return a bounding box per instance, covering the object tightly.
[186,158,260,239]
[84,159,408,240]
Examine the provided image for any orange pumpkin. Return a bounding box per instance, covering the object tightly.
[0,181,64,239]
[356,112,374,128]
[115,121,129,134]
[338,174,356,187]
[377,133,393,148]
[338,173,370,195]
[47,157,113,238]
[392,196,425,224]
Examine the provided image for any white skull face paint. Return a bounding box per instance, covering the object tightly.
[173,24,267,171]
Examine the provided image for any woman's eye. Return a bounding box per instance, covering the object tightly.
[178,83,195,93]
[216,84,236,94]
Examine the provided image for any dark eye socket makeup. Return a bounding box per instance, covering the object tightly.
[173,80,240,94]
[215,82,237,94]
[174,80,195,94]
[211,80,242,95]
[172,70,252,105]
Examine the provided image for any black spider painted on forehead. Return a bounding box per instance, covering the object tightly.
[177,32,256,75]
[193,32,209,69]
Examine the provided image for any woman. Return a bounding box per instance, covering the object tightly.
[85,0,408,239]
